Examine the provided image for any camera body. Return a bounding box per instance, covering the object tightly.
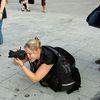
[8,49,27,60]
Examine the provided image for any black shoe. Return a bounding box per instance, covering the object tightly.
[23,4,30,12]
[67,87,79,94]
[40,80,49,87]
[95,59,100,64]
[26,9,30,12]
[21,8,24,11]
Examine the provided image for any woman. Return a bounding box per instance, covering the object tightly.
[0,0,7,56]
[13,37,80,94]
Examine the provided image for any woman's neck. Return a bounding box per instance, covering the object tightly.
[37,48,41,60]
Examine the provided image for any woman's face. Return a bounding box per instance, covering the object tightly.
[24,48,38,62]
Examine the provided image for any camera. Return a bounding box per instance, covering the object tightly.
[8,48,27,60]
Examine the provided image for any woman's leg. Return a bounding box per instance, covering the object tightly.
[21,0,30,11]
[41,0,46,13]
[25,0,30,11]
[0,20,3,45]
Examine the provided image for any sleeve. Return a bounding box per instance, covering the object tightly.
[44,54,56,65]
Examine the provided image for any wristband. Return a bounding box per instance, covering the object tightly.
[20,64,24,68]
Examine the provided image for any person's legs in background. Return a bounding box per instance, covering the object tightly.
[0,20,3,45]
[41,0,46,13]
[25,0,30,11]
[21,1,25,11]
[21,0,30,12]
[0,20,3,56]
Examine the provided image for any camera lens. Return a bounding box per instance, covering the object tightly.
[8,49,27,60]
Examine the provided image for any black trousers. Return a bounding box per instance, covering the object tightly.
[28,0,34,4]
[28,0,46,6]
[20,0,46,6]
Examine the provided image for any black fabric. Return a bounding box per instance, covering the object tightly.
[43,46,81,93]
[67,67,81,94]
[2,8,7,19]
[41,0,46,6]
[0,1,7,19]
[30,46,56,72]
[29,46,81,94]
[28,0,34,4]
[43,46,75,92]
[54,47,75,67]
[40,46,56,65]
[86,5,100,28]
[54,47,81,93]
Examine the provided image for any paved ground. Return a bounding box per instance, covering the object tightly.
[0,0,100,100]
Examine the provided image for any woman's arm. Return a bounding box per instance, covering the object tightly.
[14,58,53,83]
[0,0,6,19]
[0,0,6,14]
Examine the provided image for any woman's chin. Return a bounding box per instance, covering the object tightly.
[30,59,35,62]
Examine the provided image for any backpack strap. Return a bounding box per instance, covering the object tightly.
[42,46,61,57]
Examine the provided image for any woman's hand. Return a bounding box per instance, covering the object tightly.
[13,58,24,68]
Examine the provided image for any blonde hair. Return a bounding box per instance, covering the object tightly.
[24,37,41,51]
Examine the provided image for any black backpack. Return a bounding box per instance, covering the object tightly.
[43,46,81,93]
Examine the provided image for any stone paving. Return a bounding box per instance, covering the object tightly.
[0,0,100,100]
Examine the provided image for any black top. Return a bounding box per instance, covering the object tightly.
[30,46,75,83]
[39,46,56,65]
[30,46,75,72]
[30,46,57,72]
[2,8,7,19]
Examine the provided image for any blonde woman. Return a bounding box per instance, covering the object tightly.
[13,37,80,94]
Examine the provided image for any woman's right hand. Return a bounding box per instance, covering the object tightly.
[13,57,28,65]
[13,58,24,67]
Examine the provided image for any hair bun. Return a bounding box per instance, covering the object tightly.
[34,37,39,40]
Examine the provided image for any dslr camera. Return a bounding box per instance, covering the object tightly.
[8,48,27,60]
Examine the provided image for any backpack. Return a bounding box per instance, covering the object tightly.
[43,46,81,93]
